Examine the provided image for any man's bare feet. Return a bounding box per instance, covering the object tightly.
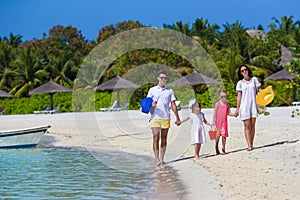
[157,160,166,166]
[156,160,161,166]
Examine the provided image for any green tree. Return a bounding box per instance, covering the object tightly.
[41,25,93,64]
[1,33,23,47]
[45,51,76,87]
[214,47,243,83]
[8,45,48,97]
[246,34,281,72]
[219,21,248,57]
[97,20,145,43]
[191,18,219,45]
[268,15,300,47]
[166,21,191,36]
[0,42,16,90]
[214,21,248,82]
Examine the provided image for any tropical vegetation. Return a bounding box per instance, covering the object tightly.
[0,16,299,114]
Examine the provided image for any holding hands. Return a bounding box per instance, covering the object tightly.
[233,108,239,117]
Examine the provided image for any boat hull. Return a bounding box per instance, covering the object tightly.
[0,125,51,148]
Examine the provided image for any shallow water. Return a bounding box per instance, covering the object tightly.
[0,148,186,199]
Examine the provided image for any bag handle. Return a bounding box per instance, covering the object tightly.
[253,77,258,94]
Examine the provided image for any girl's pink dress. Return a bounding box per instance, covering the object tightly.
[215,101,229,137]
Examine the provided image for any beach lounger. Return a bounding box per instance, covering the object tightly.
[34,106,51,114]
[111,103,129,111]
[100,101,118,112]
[49,106,60,114]
[41,106,60,114]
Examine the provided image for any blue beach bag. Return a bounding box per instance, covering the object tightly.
[140,97,153,114]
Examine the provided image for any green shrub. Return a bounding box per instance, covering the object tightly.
[0,81,297,115]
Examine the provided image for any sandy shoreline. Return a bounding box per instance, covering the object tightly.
[1,107,299,199]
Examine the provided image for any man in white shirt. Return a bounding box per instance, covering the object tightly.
[147,71,181,166]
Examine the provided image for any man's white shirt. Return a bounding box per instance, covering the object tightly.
[147,85,176,119]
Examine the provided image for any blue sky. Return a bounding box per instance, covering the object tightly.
[0,0,299,41]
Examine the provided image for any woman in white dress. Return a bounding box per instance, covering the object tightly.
[179,102,211,159]
[234,65,262,151]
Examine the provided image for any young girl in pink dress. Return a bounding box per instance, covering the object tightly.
[213,90,235,155]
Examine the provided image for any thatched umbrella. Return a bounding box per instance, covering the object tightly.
[29,80,72,109]
[170,71,221,97]
[264,68,298,102]
[0,90,13,114]
[94,74,140,106]
[0,90,13,98]
[264,68,297,81]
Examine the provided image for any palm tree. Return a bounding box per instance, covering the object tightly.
[268,16,300,47]
[269,16,297,35]
[293,24,300,44]
[164,21,191,36]
[214,47,243,83]
[191,18,219,44]
[0,43,13,80]
[190,18,219,54]
[1,33,23,47]
[8,45,48,97]
[219,21,248,57]
[45,51,76,87]
[0,41,20,92]
[192,18,209,36]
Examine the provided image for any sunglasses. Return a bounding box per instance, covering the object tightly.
[221,96,227,98]
[159,76,167,80]
[241,69,248,73]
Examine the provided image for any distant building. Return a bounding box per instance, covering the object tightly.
[280,46,294,67]
[246,30,267,40]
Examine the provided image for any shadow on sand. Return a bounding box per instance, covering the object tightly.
[166,156,195,164]
[167,139,299,164]
[227,139,299,155]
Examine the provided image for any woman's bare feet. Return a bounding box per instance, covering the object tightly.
[221,148,227,155]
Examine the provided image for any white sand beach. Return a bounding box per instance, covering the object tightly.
[1,106,299,199]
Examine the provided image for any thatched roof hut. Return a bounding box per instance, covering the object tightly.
[280,46,294,67]
[246,30,267,40]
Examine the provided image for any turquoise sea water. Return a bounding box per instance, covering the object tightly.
[0,148,185,199]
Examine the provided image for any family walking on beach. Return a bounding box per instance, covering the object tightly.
[146,65,262,165]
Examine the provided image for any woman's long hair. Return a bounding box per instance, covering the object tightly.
[237,64,253,80]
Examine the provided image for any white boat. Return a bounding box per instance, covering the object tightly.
[0,125,51,148]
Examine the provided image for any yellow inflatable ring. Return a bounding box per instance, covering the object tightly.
[256,85,274,106]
